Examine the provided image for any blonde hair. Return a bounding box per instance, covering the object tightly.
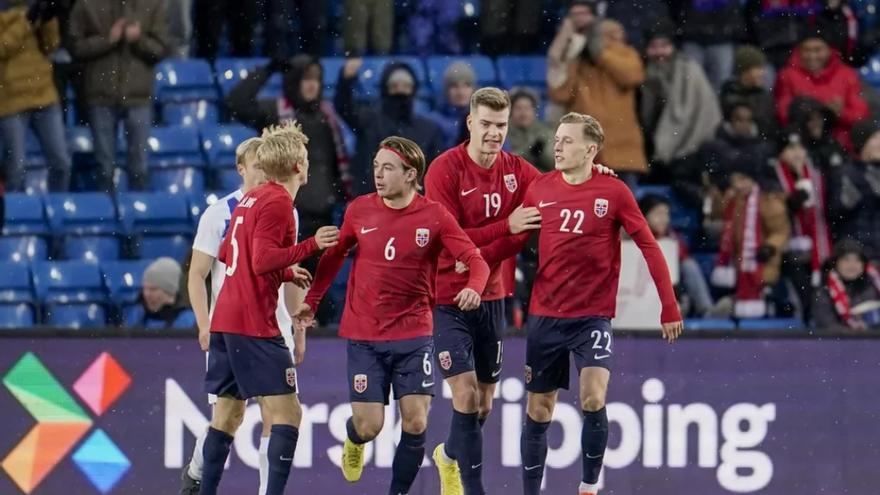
[559,112,605,151]
[379,136,426,191]
[470,87,511,113]
[257,122,310,181]
[235,137,263,166]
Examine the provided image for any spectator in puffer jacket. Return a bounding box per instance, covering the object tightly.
[720,45,777,139]
[670,0,747,90]
[126,257,195,329]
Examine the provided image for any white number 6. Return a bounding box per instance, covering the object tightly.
[384,237,396,261]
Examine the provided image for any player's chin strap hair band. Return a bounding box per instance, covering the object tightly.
[381,146,412,169]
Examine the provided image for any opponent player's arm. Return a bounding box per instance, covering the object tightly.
[188,250,214,335]
[303,219,358,310]
[252,199,321,276]
[439,211,491,294]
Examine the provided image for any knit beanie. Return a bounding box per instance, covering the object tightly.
[443,62,476,90]
[734,45,767,76]
[143,257,182,297]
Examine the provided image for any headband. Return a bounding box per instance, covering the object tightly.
[381,146,412,168]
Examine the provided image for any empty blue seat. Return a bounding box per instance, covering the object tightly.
[860,56,880,88]
[692,252,718,280]
[427,56,497,90]
[102,260,151,306]
[44,303,107,328]
[138,234,192,261]
[118,192,192,235]
[635,185,672,199]
[63,236,121,262]
[684,318,736,331]
[738,318,806,331]
[0,263,34,304]
[150,168,206,196]
[321,56,346,98]
[3,194,48,236]
[162,101,220,127]
[497,56,547,88]
[214,58,281,98]
[32,261,107,304]
[154,59,218,103]
[0,236,49,263]
[201,124,259,169]
[45,193,119,235]
[216,168,242,191]
[24,168,48,195]
[148,126,204,168]
[357,57,427,100]
[0,304,35,328]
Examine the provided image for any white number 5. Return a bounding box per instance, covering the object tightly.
[225,216,244,276]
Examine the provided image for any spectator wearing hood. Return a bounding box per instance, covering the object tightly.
[335,58,444,195]
[774,30,869,152]
[720,46,777,139]
[429,61,475,148]
[828,120,880,261]
[786,96,849,171]
[670,0,747,90]
[813,239,880,331]
[226,54,351,238]
[506,88,556,172]
[125,257,195,329]
[699,101,775,191]
[549,18,647,174]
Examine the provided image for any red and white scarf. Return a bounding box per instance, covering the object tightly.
[277,98,353,199]
[716,186,767,317]
[773,159,832,284]
[827,264,880,327]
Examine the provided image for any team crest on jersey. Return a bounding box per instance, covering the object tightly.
[415,228,430,247]
[524,365,532,384]
[594,198,609,218]
[285,367,297,387]
[438,351,452,370]
[504,174,518,193]
[353,374,368,393]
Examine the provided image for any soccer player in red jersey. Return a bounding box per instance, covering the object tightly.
[200,123,340,495]
[295,136,490,495]
[473,113,683,495]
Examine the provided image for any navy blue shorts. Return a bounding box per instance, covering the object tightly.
[205,333,297,400]
[347,336,435,404]
[433,299,505,383]
[524,316,613,393]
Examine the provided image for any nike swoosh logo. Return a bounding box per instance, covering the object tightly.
[280,456,293,461]
[491,369,502,377]
[594,354,610,360]
[585,453,603,459]
[538,201,557,208]
[421,380,434,388]
[524,464,542,471]
[471,463,482,469]
[461,188,478,196]
[360,227,378,234]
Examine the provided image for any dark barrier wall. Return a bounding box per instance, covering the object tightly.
[0,335,877,494]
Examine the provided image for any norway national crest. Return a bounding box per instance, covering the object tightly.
[438,351,452,370]
[353,374,368,393]
[285,367,297,387]
[504,174,518,193]
[594,198,609,218]
[415,228,430,247]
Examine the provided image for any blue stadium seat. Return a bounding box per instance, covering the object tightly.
[44,303,107,329]
[738,318,806,331]
[216,168,242,191]
[634,185,672,199]
[102,260,151,307]
[357,56,427,100]
[162,101,219,128]
[138,234,192,262]
[148,126,204,168]
[859,56,880,88]
[45,193,119,235]
[201,124,259,169]
[426,56,497,90]
[68,126,96,167]
[692,252,718,281]
[32,261,107,304]
[3,194,48,236]
[684,318,736,331]
[63,236,121,263]
[154,59,218,103]
[0,304,36,328]
[214,58,281,99]
[0,236,49,263]
[0,263,34,304]
[321,57,346,98]
[150,168,206,196]
[123,304,196,329]
[118,192,192,235]
[497,56,547,88]
[24,168,48,195]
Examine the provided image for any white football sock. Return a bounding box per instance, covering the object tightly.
[579,481,600,495]
[258,435,269,495]
[188,427,207,481]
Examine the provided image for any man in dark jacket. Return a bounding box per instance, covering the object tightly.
[786,96,849,172]
[720,45,776,139]
[335,58,444,195]
[69,0,169,192]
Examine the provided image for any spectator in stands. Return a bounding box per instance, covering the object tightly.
[670,0,747,90]
[344,0,393,56]
[480,0,542,55]
[0,0,72,192]
[430,62,476,148]
[126,257,195,329]
[774,30,869,152]
[813,239,880,331]
[814,0,860,65]
[69,0,169,192]
[786,96,849,171]
[769,131,833,319]
[710,160,790,318]
[506,87,555,172]
[640,194,718,317]
[744,0,814,67]
[335,58,444,195]
[406,0,465,55]
[828,120,880,261]
[226,54,350,236]
[720,46,777,139]
[605,0,673,51]
[852,0,880,65]
[192,0,253,59]
[547,0,597,122]
[166,0,191,58]
[549,19,647,175]
[265,0,328,59]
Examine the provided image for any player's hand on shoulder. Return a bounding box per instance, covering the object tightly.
[455,260,469,274]
[454,288,481,311]
[661,320,684,344]
[508,204,542,234]
[593,164,617,177]
[294,303,317,330]
[343,57,364,78]
[315,225,340,249]
[291,265,312,289]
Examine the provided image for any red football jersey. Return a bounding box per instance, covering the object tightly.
[482,172,682,323]
[305,194,490,341]
[424,142,541,304]
[211,182,319,338]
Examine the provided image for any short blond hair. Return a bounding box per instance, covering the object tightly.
[470,87,511,113]
[235,137,263,166]
[559,112,605,151]
[257,122,309,181]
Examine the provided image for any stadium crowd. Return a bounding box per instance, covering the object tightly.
[1,0,879,331]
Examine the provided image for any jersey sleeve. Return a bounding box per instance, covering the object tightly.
[251,198,319,275]
[615,185,682,324]
[478,183,538,266]
[437,208,490,294]
[192,205,224,257]
[424,156,462,219]
[303,206,358,309]
[464,157,542,246]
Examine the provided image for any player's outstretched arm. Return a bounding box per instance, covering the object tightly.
[251,199,332,275]
[188,250,214,351]
[302,216,358,316]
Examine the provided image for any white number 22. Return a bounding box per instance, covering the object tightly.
[559,208,585,234]
[225,216,245,276]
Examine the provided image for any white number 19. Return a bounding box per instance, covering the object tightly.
[483,193,501,218]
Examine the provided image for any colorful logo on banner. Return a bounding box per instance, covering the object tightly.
[2,352,132,494]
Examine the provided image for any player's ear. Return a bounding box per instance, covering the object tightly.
[466,114,473,133]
